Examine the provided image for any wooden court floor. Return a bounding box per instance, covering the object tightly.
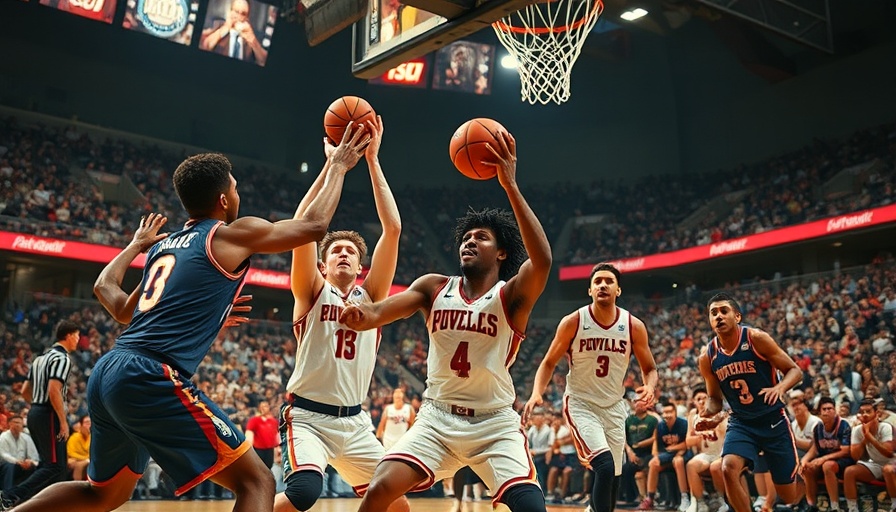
[115,497,587,511]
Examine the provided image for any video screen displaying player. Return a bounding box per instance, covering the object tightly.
[433,41,495,95]
[199,0,277,66]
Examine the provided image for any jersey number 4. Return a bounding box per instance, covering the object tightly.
[138,255,176,312]
[451,341,471,378]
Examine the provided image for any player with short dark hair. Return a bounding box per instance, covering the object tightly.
[6,126,370,512]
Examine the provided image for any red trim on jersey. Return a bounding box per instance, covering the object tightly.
[292,285,325,343]
[458,276,475,305]
[714,326,743,357]
[492,475,540,505]
[428,277,452,315]
[88,465,143,487]
[499,286,526,338]
[381,453,435,491]
[205,221,248,281]
[562,395,600,466]
[566,311,582,364]
[782,408,800,482]
[588,305,620,330]
[747,328,769,362]
[282,405,300,472]
[164,364,251,495]
[504,331,525,368]
[491,427,539,503]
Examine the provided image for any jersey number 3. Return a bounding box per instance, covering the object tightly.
[730,379,754,405]
[138,255,176,312]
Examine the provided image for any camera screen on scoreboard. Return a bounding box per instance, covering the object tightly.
[359,0,445,63]
[122,0,198,45]
[39,0,117,24]
[432,41,495,95]
[198,0,278,67]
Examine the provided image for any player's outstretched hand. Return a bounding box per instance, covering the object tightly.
[521,393,543,425]
[224,294,252,328]
[483,130,517,190]
[635,383,655,409]
[758,384,786,405]
[339,303,375,331]
[365,115,384,162]
[131,213,168,252]
[327,122,371,174]
[694,411,726,432]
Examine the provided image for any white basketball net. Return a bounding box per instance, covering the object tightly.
[492,0,603,105]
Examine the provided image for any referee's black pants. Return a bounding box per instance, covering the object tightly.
[9,404,67,501]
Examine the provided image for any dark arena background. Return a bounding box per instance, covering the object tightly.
[1,0,895,510]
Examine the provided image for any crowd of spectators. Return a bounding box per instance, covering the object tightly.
[2,116,894,283]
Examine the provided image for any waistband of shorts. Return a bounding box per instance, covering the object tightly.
[424,399,507,418]
[110,347,192,378]
[290,394,361,418]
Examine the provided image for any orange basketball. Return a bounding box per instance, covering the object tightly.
[449,118,508,180]
[324,96,377,145]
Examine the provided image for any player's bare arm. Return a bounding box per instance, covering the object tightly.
[686,410,702,448]
[214,123,370,272]
[288,139,336,313]
[631,316,657,407]
[522,312,577,423]
[340,273,448,331]
[361,116,402,302]
[695,348,726,430]
[94,213,169,324]
[861,421,894,458]
[487,131,552,326]
[750,328,802,405]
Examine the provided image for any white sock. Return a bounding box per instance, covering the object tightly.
[846,498,858,512]
[830,503,840,511]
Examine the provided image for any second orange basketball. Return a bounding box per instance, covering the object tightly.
[449,118,508,180]
[324,96,377,144]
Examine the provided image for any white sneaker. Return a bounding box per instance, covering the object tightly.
[718,503,730,512]
[697,501,710,512]
[686,496,698,512]
[584,506,594,512]
[753,497,767,512]
[680,494,692,512]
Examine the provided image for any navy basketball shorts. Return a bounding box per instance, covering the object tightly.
[87,349,250,495]
[722,410,799,485]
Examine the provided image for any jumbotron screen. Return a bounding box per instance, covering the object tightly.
[39,0,117,23]
[199,0,278,67]
[122,0,198,45]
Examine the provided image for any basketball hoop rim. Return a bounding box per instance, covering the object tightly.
[492,0,603,35]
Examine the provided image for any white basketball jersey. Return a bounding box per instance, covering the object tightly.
[424,277,524,410]
[286,283,380,406]
[691,413,724,457]
[382,403,412,448]
[565,306,632,408]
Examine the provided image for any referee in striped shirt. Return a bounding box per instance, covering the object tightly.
[0,320,79,509]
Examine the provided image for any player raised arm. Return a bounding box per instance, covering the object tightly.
[750,328,803,405]
[360,116,401,302]
[288,135,338,309]
[214,123,370,273]
[522,311,576,424]
[486,131,552,327]
[630,316,657,408]
[339,273,448,331]
[94,213,169,324]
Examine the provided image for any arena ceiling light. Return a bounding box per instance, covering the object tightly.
[620,8,648,21]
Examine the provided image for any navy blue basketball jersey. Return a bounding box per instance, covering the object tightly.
[707,326,784,420]
[116,219,247,376]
